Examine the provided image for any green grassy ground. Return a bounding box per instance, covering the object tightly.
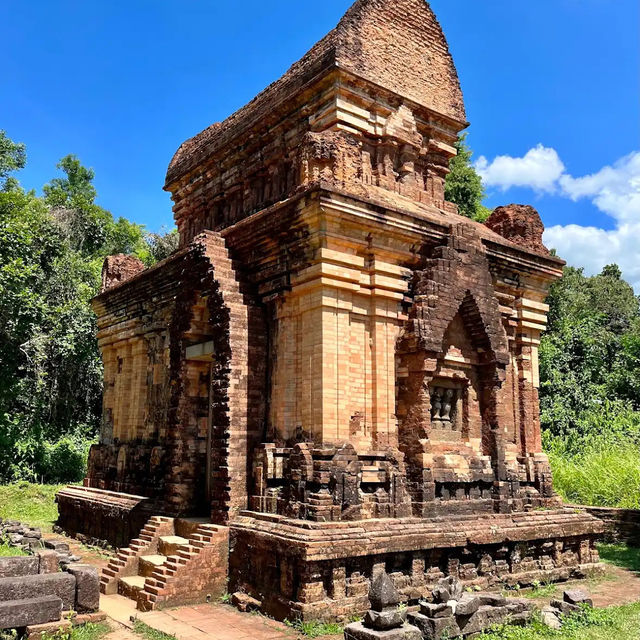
[548,438,640,509]
[597,543,640,573]
[0,542,28,557]
[41,623,111,640]
[0,482,65,530]
[476,603,640,639]
[133,621,176,640]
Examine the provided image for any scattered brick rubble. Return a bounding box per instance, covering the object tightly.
[1,519,81,565]
[344,572,422,640]
[541,589,593,631]
[0,518,103,638]
[345,572,536,640]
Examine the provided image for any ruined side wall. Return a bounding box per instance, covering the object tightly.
[89,234,267,521]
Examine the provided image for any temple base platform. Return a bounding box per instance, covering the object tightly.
[229,509,605,622]
[56,486,154,548]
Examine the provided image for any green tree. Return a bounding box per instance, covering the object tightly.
[0,135,172,482]
[445,134,492,222]
[145,227,179,262]
[540,264,640,437]
[0,130,26,191]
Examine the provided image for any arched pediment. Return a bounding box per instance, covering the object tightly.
[400,224,510,366]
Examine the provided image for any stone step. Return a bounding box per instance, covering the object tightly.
[118,576,146,600]
[158,536,189,556]
[139,555,168,578]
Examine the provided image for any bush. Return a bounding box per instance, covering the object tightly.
[0,417,92,484]
[546,423,640,509]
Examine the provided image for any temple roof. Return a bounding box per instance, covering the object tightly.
[166,0,465,187]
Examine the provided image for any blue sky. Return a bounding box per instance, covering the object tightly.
[2,0,639,288]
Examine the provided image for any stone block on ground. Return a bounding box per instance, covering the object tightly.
[408,612,460,640]
[231,592,261,612]
[66,565,100,612]
[0,556,39,579]
[419,601,454,618]
[37,551,59,574]
[550,599,580,615]
[44,540,69,553]
[541,606,562,630]
[73,612,107,625]
[0,595,62,630]
[458,604,525,636]
[563,589,593,607]
[0,572,76,610]
[25,617,72,640]
[344,621,422,640]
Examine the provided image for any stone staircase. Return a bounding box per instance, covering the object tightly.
[101,516,229,611]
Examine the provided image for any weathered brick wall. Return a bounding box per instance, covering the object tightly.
[85,232,267,522]
[576,506,640,546]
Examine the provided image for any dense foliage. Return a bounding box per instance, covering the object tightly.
[540,264,640,507]
[0,131,177,483]
[445,134,492,222]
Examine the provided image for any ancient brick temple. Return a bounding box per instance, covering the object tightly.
[58,0,603,621]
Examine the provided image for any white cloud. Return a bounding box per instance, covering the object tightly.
[475,144,565,193]
[476,146,640,292]
[558,152,640,222]
[544,222,640,293]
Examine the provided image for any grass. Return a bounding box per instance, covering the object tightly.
[0,482,64,530]
[133,621,177,640]
[284,619,344,638]
[597,542,640,573]
[547,437,640,509]
[41,623,111,640]
[475,602,640,639]
[0,541,29,556]
[512,581,560,600]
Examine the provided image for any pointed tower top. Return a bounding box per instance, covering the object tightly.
[332,0,464,120]
[167,0,465,186]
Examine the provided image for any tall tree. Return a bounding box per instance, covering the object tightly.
[540,264,640,437]
[0,130,26,191]
[445,134,491,222]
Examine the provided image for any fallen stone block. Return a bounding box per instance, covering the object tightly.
[0,573,76,610]
[419,601,454,618]
[73,612,107,625]
[0,595,62,630]
[66,565,100,613]
[458,605,514,636]
[344,621,422,640]
[409,612,460,640]
[24,617,72,640]
[37,551,59,574]
[0,556,39,579]
[44,540,70,553]
[541,606,562,630]
[231,592,261,612]
[455,593,480,616]
[550,599,580,615]
[563,589,593,607]
[475,593,507,607]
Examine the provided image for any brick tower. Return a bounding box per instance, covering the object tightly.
[58,0,603,621]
